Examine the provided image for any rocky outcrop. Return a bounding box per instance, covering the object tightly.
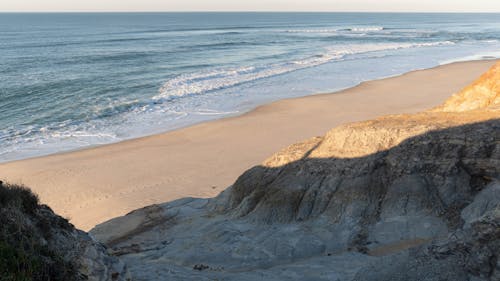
[353,183,500,281]
[91,61,500,281]
[0,182,130,281]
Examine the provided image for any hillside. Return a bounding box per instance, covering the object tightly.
[0,182,130,281]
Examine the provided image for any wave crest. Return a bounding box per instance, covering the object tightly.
[286,26,385,34]
[154,41,455,102]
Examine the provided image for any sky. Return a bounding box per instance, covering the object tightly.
[1,0,500,12]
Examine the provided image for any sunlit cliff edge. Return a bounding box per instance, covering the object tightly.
[265,61,499,164]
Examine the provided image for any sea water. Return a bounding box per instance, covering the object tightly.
[1,12,499,162]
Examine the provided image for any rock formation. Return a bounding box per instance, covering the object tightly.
[91,61,500,281]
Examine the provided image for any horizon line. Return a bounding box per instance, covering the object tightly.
[1,10,500,13]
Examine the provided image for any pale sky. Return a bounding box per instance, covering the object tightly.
[1,0,500,12]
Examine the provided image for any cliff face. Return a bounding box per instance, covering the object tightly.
[0,182,130,281]
[91,62,500,281]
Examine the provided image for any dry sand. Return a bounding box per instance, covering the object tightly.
[0,60,496,231]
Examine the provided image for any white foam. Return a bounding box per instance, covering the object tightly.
[480,39,499,43]
[348,26,385,32]
[286,29,341,34]
[154,41,455,101]
[439,50,500,65]
[285,26,385,34]
[0,124,120,163]
[155,66,261,100]
[191,109,240,116]
[331,41,455,55]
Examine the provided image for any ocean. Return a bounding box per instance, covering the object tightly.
[0,12,499,162]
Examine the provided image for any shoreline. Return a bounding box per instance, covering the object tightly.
[2,58,495,165]
[1,59,496,230]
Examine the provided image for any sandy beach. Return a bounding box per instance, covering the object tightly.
[0,60,495,231]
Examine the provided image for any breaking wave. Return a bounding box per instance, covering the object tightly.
[154,41,455,101]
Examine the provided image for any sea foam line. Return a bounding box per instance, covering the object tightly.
[286,26,385,33]
[154,41,454,101]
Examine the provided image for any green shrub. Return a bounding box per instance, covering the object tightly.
[0,182,79,281]
[0,182,39,214]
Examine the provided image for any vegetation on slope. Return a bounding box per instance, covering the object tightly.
[0,181,79,281]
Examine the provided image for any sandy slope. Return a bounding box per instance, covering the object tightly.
[0,60,495,231]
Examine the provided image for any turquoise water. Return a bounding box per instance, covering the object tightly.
[1,13,499,162]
